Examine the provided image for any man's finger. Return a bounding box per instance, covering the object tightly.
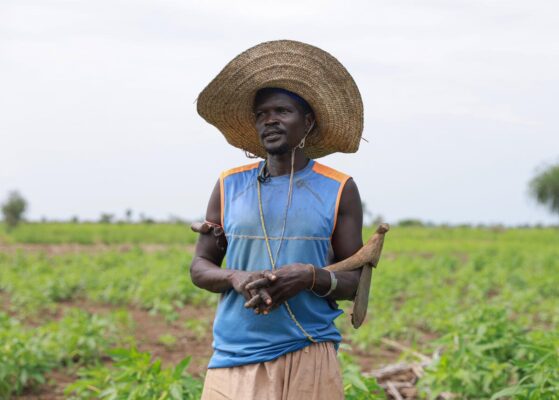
[241,290,249,301]
[244,293,262,308]
[263,271,277,281]
[258,289,273,306]
[245,277,271,290]
[261,302,279,314]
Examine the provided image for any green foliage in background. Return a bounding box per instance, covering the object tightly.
[0,222,197,244]
[65,347,202,400]
[419,307,559,399]
[339,347,385,399]
[344,227,558,347]
[0,224,558,398]
[0,248,214,320]
[530,163,559,217]
[0,309,122,398]
[0,312,53,397]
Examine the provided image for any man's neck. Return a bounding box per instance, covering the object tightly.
[266,149,309,177]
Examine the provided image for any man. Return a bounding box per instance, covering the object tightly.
[191,40,365,400]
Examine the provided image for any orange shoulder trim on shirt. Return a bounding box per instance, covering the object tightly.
[219,162,260,227]
[219,174,225,227]
[312,162,350,183]
[221,162,260,179]
[312,162,351,237]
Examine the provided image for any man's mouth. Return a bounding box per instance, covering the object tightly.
[262,130,284,140]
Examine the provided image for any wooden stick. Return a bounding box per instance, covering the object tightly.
[411,365,424,379]
[369,363,414,379]
[325,223,389,328]
[191,221,224,236]
[386,381,404,400]
[380,338,432,364]
[191,221,212,234]
[379,381,415,389]
[325,224,389,272]
[191,221,226,252]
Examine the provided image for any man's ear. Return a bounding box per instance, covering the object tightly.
[305,113,316,135]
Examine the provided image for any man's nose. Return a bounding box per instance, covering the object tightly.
[263,112,279,125]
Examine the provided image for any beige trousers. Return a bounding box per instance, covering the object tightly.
[201,342,345,400]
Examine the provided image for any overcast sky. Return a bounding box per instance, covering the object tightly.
[1,0,558,225]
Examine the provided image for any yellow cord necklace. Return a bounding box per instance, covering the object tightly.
[256,149,316,343]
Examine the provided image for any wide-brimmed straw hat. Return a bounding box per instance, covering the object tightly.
[197,40,364,159]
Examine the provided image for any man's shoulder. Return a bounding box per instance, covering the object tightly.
[311,161,351,184]
[220,162,260,180]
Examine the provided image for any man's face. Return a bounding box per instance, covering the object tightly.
[253,92,313,156]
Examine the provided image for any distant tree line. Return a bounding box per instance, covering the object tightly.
[530,162,559,218]
[0,191,192,228]
[3,162,558,230]
[1,191,27,230]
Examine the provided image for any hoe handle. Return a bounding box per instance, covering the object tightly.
[325,223,389,328]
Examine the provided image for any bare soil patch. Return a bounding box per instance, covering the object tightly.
[15,370,74,400]
[52,299,215,376]
[0,291,18,318]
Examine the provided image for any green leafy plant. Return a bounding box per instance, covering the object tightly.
[0,312,55,397]
[0,309,119,398]
[158,334,178,349]
[183,318,211,341]
[489,330,559,399]
[39,308,118,365]
[419,307,559,399]
[339,346,384,399]
[65,347,203,400]
[0,249,213,318]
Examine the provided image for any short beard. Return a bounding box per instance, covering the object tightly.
[266,143,290,156]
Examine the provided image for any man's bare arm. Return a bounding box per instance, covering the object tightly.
[313,178,363,301]
[190,179,233,293]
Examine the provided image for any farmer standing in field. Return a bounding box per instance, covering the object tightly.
[191,40,365,400]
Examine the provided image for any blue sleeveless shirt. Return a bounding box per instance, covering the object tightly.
[208,159,350,368]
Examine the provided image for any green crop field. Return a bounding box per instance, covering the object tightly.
[0,223,557,399]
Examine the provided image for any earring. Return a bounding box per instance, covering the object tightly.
[244,150,259,159]
[306,121,315,135]
[298,122,315,149]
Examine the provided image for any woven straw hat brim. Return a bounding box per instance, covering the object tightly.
[197,40,364,159]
